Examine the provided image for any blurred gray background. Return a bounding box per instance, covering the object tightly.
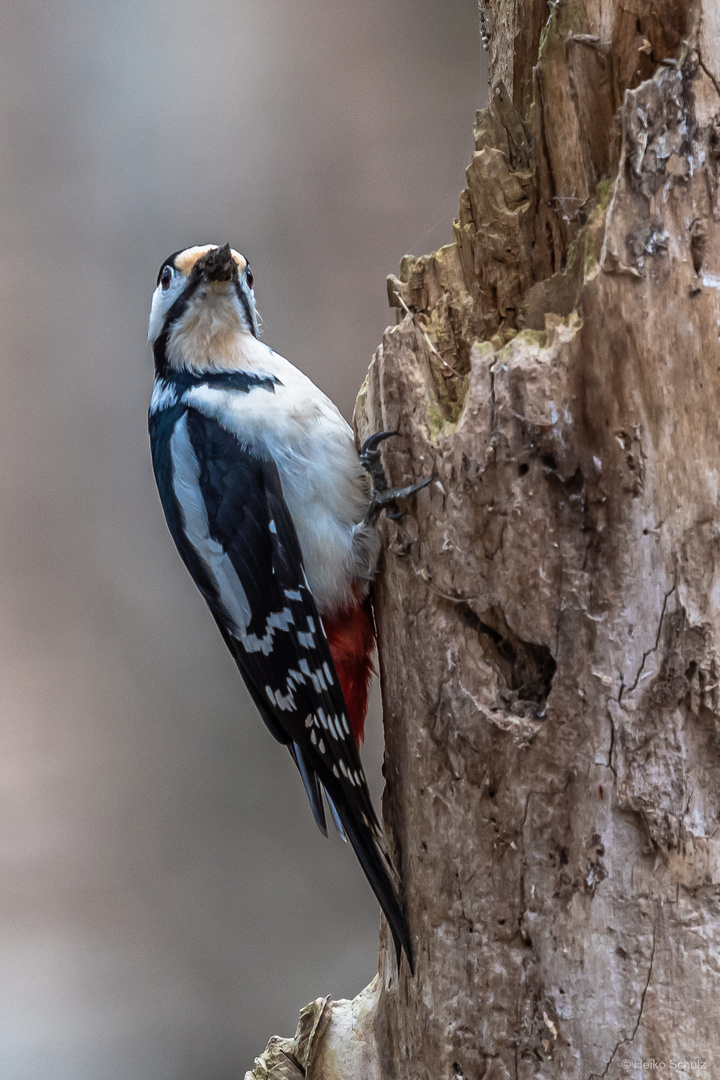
[0,3,485,1077]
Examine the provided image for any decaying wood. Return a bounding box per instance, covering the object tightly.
[248,0,720,1076]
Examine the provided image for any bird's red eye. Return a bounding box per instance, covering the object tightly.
[160,266,173,291]
[246,267,254,290]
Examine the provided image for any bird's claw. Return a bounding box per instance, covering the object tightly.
[370,479,432,520]
[359,431,431,523]
[359,430,397,495]
[360,429,399,456]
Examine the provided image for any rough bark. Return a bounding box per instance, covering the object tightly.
[248,0,720,1076]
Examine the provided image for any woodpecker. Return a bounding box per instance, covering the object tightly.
[147,243,424,969]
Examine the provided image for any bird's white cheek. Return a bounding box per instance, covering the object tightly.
[147,277,186,343]
[147,287,166,344]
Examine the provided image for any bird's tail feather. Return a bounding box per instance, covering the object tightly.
[290,743,328,837]
[324,790,348,842]
[325,780,413,973]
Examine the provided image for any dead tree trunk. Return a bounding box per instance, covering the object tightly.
[248,0,720,1077]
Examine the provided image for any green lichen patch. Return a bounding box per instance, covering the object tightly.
[499,328,550,357]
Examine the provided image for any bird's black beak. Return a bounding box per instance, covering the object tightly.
[197,243,237,283]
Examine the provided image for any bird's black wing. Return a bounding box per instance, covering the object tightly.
[149,402,411,968]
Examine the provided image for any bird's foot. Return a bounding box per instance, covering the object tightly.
[360,431,431,523]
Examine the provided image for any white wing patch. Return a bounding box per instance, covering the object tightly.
[171,414,253,633]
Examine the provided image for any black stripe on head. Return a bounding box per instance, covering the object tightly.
[156,249,184,286]
[235,279,258,339]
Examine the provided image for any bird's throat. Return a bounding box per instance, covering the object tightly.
[166,293,252,372]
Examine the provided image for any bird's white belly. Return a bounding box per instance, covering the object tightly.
[274,443,368,614]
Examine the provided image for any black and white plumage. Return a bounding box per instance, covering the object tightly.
[147,244,412,968]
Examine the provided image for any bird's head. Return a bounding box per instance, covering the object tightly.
[148,243,259,374]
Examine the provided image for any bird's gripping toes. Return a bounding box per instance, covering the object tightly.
[360,430,431,523]
[147,243,426,971]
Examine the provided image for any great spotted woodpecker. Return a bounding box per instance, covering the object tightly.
[147,243,424,969]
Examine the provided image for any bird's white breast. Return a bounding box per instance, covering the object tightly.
[184,346,376,615]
